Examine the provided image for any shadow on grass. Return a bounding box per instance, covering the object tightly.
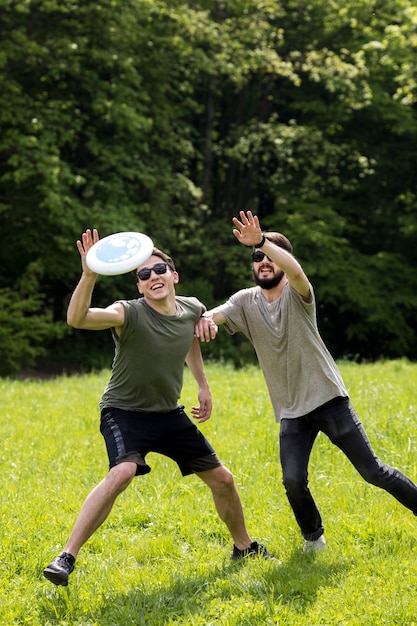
[37,550,353,625]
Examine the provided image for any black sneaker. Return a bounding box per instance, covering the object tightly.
[43,552,75,586]
[230,540,273,561]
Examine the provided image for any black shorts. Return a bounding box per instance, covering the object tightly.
[100,406,222,476]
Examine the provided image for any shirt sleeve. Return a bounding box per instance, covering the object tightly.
[216,290,249,335]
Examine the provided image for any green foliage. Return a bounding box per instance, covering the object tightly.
[0,262,68,375]
[1,361,417,624]
[1,0,417,371]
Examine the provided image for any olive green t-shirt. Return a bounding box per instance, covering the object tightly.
[100,296,205,413]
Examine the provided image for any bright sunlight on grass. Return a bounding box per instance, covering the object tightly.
[1,360,417,625]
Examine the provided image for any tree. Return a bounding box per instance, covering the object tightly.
[0,0,205,370]
[0,261,67,375]
[167,0,417,359]
[1,0,417,373]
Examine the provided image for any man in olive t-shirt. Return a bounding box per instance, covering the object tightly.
[43,228,272,587]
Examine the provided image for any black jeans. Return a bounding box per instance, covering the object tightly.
[280,397,417,540]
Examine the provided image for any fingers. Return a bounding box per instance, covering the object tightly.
[81,229,94,252]
[77,229,99,254]
[197,413,211,423]
[195,318,218,342]
[190,404,212,423]
[194,320,204,340]
[231,211,261,246]
[239,210,253,225]
[76,229,99,276]
[76,239,85,255]
[233,210,256,229]
[191,386,213,422]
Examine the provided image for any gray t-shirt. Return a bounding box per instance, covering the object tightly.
[217,283,348,421]
[100,296,205,413]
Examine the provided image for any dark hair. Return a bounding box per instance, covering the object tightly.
[263,232,293,254]
[133,247,176,281]
[150,247,176,272]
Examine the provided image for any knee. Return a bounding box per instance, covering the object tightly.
[358,461,387,486]
[282,474,308,496]
[106,462,136,493]
[208,466,236,494]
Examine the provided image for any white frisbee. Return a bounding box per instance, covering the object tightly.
[86,231,154,275]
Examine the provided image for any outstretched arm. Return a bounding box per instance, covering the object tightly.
[185,337,212,422]
[67,229,125,331]
[232,210,311,301]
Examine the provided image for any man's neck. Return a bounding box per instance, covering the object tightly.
[144,294,177,316]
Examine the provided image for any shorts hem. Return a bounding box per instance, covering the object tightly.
[115,452,151,476]
[181,453,223,476]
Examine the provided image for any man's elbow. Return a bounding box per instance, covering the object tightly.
[67,314,84,329]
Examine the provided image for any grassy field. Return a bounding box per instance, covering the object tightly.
[1,359,417,625]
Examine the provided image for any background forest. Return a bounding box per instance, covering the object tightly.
[1,0,417,375]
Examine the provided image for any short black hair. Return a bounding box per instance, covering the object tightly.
[132,247,176,282]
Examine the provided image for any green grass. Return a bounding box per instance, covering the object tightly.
[1,360,417,625]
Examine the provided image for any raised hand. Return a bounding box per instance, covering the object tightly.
[76,229,99,276]
[232,210,263,247]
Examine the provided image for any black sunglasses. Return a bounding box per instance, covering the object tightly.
[251,251,272,262]
[136,262,168,281]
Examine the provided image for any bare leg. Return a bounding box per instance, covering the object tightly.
[196,465,252,550]
[64,462,137,559]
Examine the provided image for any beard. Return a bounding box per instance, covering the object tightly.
[253,268,285,290]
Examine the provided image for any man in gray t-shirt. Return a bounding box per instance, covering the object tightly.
[43,228,272,587]
[196,210,417,553]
